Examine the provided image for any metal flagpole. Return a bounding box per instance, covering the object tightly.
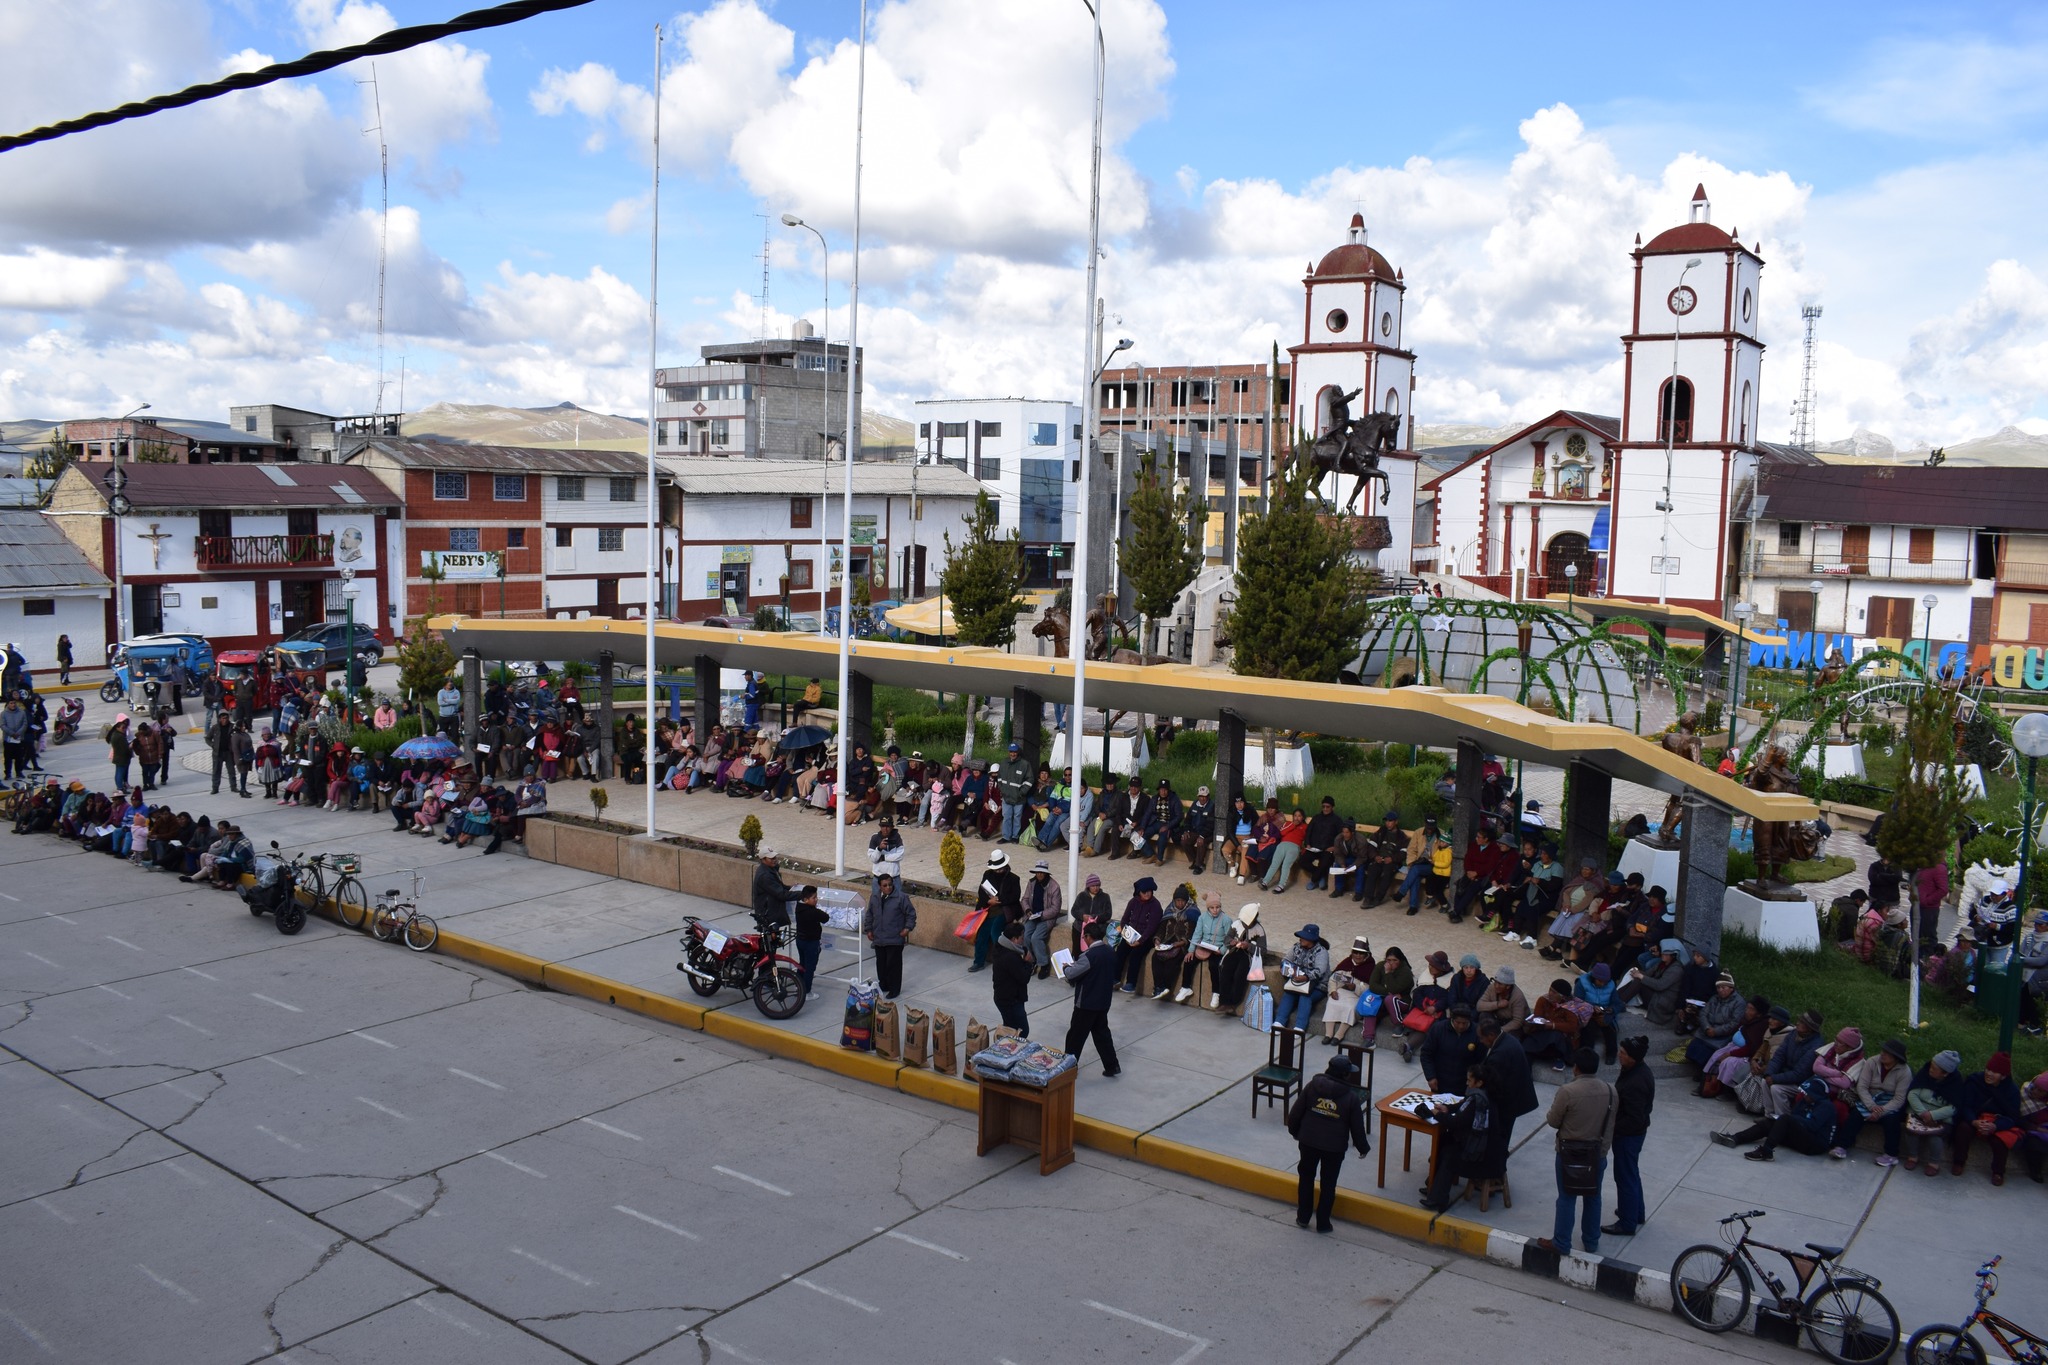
[834,0,867,896]
[644,24,662,838]
[1066,0,1105,908]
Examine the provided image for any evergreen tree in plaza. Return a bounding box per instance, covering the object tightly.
[1877,677,1968,887]
[1125,444,1208,656]
[940,490,1026,649]
[1223,444,1373,682]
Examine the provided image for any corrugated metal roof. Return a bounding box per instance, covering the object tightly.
[657,457,984,497]
[0,510,110,591]
[354,438,650,475]
[72,461,398,510]
[1758,463,2048,532]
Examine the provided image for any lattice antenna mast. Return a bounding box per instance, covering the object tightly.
[361,67,390,419]
[1792,303,1822,450]
[757,213,771,341]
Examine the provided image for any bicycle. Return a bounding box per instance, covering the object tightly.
[310,852,367,929]
[370,873,438,952]
[1670,1209,1899,1365]
[1906,1257,2046,1365]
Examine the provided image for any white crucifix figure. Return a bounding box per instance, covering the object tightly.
[138,522,173,569]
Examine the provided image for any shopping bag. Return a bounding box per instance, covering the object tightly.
[1241,984,1274,1032]
[1355,990,1383,1019]
[932,1010,958,1075]
[902,1008,930,1068]
[1246,952,1266,983]
[874,999,902,1061]
[1401,1006,1436,1034]
[839,980,878,1052]
[954,908,988,940]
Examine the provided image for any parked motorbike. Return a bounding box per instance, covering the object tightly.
[676,914,806,1018]
[51,698,83,744]
[241,840,306,935]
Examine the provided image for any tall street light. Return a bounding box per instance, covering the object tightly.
[1657,256,1702,605]
[643,24,664,839]
[1066,0,1107,906]
[830,0,868,881]
[2003,712,2048,1053]
[109,402,149,646]
[1920,593,1939,681]
[1727,601,1754,756]
[781,212,833,636]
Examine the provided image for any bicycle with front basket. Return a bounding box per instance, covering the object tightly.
[1906,1257,2046,1365]
[1670,1209,1899,1364]
[306,851,367,928]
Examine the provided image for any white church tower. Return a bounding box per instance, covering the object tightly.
[1287,213,1421,573]
[1608,185,1765,610]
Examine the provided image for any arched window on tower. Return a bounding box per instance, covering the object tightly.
[1384,388,1400,417]
[1659,377,1694,444]
[1740,381,1753,444]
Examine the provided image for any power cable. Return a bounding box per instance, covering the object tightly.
[0,0,596,155]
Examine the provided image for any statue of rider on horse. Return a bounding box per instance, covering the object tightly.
[1304,386,1400,513]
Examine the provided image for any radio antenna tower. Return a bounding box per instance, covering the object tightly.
[361,67,390,420]
[756,213,771,341]
[1791,303,1822,451]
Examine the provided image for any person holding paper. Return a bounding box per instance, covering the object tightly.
[1061,919,1121,1078]
[992,918,1034,1036]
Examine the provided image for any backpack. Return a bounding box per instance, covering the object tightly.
[1241,984,1274,1033]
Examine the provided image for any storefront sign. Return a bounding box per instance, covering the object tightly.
[851,515,878,547]
[420,550,499,581]
[720,545,754,564]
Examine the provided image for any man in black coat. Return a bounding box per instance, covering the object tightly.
[1060,919,1121,1077]
[1302,796,1344,891]
[751,848,803,931]
[1478,1017,1539,1146]
[1605,1035,1656,1236]
[1287,1054,1371,1232]
[1360,810,1406,906]
[1419,1005,1484,1097]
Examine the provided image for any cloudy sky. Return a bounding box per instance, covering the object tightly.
[4,0,2046,448]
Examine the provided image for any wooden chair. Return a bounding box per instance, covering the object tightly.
[1334,1037,1377,1109]
[1252,1026,1305,1118]
[1461,1175,1512,1211]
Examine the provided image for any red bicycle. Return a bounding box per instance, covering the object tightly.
[677,915,806,1019]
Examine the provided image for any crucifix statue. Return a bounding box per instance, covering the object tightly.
[138,522,173,569]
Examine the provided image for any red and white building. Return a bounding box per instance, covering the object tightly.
[1425,186,1818,611]
[46,461,400,649]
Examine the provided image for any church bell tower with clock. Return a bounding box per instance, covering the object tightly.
[1608,185,1767,612]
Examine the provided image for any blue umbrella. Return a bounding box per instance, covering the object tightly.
[778,724,832,752]
[392,734,461,762]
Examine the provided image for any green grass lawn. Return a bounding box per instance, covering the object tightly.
[1719,934,2046,1078]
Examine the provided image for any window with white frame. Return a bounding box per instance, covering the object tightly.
[493,474,525,501]
[1029,422,1058,446]
[598,527,624,552]
[432,471,468,500]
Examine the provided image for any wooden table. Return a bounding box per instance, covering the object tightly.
[976,1068,1076,1175]
[1375,1087,1442,1190]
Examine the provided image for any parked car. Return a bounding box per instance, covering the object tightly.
[267,620,384,673]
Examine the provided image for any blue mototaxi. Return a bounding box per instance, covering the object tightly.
[101,635,216,707]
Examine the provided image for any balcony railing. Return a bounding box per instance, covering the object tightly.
[194,534,333,570]
[2000,560,2048,588]
[1754,552,1972,583]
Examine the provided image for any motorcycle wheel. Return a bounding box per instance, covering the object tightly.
[249,898,265,917]
[682,949,722,996]
[99,681,123,703]
[753,966,806,1020]
[275,903,306,935]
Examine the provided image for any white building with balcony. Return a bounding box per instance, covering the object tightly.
[912,398,1081,587]
[654,325,860,461]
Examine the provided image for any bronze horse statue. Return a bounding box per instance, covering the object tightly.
[1305,387,1399,513]
[1031,599,1157,665]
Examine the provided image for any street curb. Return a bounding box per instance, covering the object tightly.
[287,883,1686,1301]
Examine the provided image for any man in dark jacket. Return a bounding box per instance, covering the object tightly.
[1606,1035,1656,1235]
[1087,774,1128,857]
[991,918,1033,1035]
[1060,919,1121,1077]
[1478,1018,1538,1145]
[862,872,917,999]
[1714,1077,1839,1161]
[1070,872,1112,955]
[969,848,1022,973]
[792,885,829,1000]
[1361,810,1406,906]
[1763,1008,1827,1115]
[1419,1005,1483,1097]
[1287,1054,1370,1231]
[1302,796,1344,891]
[752,848,803,930]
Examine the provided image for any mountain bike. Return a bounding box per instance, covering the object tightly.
[1670,1209,1899,1364]
[1906,1257,2047,1365]
[370,873,438,952]
[310,851,367,928]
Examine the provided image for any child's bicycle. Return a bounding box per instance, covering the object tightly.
[1670,1209,1899,1364]
[370,873,438,952]
[1906,1257,2046,1365]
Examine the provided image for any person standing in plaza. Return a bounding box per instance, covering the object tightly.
[103,712,132,792]
[1023,859,1062,981]
[1060,918,1121,1078]
[1539,1048,1618,1257]
[862,871,916,1000]
[0,695,26,780]
[994,741,1033,844]
[968,848,1021,973]
[1287,1054,1370,1232]
[992,917,1033,1036]
[1604,1035,1655,1237]
[792,885,828,1001]
[54,634,72,686]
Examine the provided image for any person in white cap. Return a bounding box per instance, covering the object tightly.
[750,846,802,933]
[968,847,1020,972]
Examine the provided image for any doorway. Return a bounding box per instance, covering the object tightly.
[719,563,748,614]
[1543,532,1598,595]
[281,580,322,636]
[596,577,620,618]
[131,583,163,637]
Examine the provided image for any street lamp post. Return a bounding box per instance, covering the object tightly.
[2003,713,2048,1053]
[1657,257,1702,606]
[109,402,149,646]
[1805,577,1824,687]
[1728,602,1755,755]
[1564,560,1578,617]
[1066,0,1107,906]
[780,213,833,637]
[1920,593,1939,681]
[830,0,868,880]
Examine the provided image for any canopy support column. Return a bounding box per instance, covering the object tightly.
[596,650,615,779]
[1450,739,1483,881]
[1677,798,1733,957]
[1012,686,1042,763]
[693,655,717,738]
[1563,760,1612,877]
[1215,709,1244,839]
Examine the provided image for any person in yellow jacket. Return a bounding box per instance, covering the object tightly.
[1425,831,1455,915]
[1397,815,1440,915]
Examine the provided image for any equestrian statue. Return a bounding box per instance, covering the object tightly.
[1305,386,1400,513]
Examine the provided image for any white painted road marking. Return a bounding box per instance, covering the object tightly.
[163,1080,204,1103]
[98,983,132,1000]
[105,935,143,952]
[32,1197,73,1224]
[480,1149,545,1178]
[163,1160,206,1185]
[414,1297,484,1338]
[38,907,71,920]
[614,1205,699,1240]
[713,1165,791,1196]
[262,1054,305,1075]
[180,966,219,981]
[23,950,60,967]
[703,1334,769,1363]
[356,1096,410,1121]
[794,1277,879,1313]
[68,1034,114,1055]
[350,1030,396,1049]
[1086,1301,1210,1365]
[136,1263,200,1304]
[164,1014,212,1037]
[0,1308,54,1356]
[250,993,302,1013]
[447,1067,502,1090]
[884,1228,968,1261]
[256,1124,305,1152]
[579,1117,643,1141]
[510,1245,595,1287]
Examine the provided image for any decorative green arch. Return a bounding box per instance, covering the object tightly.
[1738,648,2014,772]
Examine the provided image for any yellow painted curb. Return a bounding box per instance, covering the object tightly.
[1074,1115,1141,1159]
[896,1067,976,1111]
[1134,1134,1292,1201]
[542,962,694,1023]
[438,932,549,987]
[701,1009,907,1088]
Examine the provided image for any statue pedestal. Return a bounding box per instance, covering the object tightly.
[1799,744,1866,780]
[1228,741,1314,794]
[1723,885,1819,950]
[1050,731,1151,778]
[1619,837,1681,893]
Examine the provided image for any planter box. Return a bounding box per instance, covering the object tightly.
[620,838,682,891]
[554,822,621,878]
[524,817,558,861]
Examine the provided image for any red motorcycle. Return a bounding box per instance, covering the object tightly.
[677,915,806,1019]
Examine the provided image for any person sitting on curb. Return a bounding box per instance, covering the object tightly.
[1174,891,1231,1004]
[1475,964,1529,1036]
[1838,1037,1911,1165]
[1215,904,1267,1014]
[2016,1070,2048,1183]
[1113,876,1163,993]
[1445,954,1490,1013]
[1762,1009,1828,1116]
[1287,1053,1370,1232]
[1321,934,1375,1045]
[1813,1026,1866,1102]
[1684,973,1745,1072]
[1714,1076,1841,1162]
[1902,1048,1963,1174]
[1615,939,1686,1026]
[1951,1050,2022,1185]
[1070,872,1112,956]
[1671,943,1722,1036]
[1523,978,1591,1073]
[1573,962,1621,1064]
[1360,946,1413,1050]
[1273,923,1331,1032]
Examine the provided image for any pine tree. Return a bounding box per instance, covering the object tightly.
[1877,678,1967,878]
[1223,443,1373,682]
[940,490,1025,648]
[1125,445,1208,656]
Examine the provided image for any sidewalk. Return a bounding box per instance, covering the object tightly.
[120,791,2040,1338]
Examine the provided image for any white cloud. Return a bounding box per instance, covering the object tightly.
[1807,37,2048,139]
[293,0,496,177]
